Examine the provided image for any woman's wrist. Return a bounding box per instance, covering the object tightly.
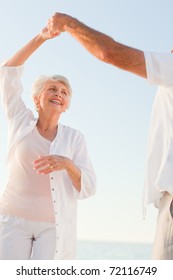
[37,33,47,43]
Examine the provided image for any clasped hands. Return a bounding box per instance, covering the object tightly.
[41,13,70,40]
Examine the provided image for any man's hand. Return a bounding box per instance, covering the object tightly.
[47,12,73,35]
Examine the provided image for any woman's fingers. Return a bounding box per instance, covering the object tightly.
[33,155,67,174]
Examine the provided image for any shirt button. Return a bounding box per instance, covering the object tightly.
[52,188,54,191]
[51,177,53,180]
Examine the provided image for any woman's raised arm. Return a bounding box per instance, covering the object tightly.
[4,26,59,67]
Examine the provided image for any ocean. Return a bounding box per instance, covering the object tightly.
[76,240,152,260]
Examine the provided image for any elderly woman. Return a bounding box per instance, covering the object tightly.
[0,25,96,259]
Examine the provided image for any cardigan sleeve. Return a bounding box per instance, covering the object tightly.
[71,131,96,199]
[0,65,27,119]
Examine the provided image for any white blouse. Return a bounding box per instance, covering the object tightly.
[0,126,55,222]
[143,51,173,216]
[0,65,96,259]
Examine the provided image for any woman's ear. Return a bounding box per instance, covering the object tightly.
[33,96,40,112]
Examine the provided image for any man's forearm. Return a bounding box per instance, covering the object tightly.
[66,18,146,78]
[50,13,147,78]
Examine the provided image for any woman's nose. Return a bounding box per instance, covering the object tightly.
[54,91,62,97]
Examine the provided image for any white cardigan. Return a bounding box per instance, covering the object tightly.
[0,65,96,259]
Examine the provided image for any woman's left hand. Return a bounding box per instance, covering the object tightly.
[33,155,69,174]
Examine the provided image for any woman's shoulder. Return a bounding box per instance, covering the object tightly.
[59,123,84,139]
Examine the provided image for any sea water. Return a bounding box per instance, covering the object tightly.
[76,240,152,260]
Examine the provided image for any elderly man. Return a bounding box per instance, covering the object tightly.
[47,12,173,260]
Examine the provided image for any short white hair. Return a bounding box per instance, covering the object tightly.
[31,74,72,97]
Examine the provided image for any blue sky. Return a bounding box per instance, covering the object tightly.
[0,0,172,244]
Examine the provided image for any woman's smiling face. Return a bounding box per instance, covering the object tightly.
[34,80,71,115]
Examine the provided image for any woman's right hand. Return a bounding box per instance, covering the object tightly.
[40,26,60,41]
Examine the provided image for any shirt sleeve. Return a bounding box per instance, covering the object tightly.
[72,132,96,200]
[144,51,173,87]
[0,65,27,119]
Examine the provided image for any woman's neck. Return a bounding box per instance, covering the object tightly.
[36,117,59,141]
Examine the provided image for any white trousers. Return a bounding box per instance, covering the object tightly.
[152,192,173,259]
[0,214,56,260]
